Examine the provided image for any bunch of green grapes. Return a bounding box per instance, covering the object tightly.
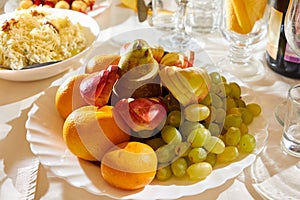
[142,72,262,182]
[202,72,261,156]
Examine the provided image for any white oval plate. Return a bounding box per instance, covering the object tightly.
[0,8,100,81]
[4,0,111,17]
[25,82,268,199]
[25,28,269,199]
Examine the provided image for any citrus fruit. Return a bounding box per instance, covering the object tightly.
[101,141,157,190]
[63,105,130,161]
[55,74,89,119]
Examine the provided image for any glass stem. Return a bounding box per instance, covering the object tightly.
[176,1,188,35]
[228,43,252,65]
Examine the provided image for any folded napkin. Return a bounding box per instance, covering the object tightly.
[121,0,137,10]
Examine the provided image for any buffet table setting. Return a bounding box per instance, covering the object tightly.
[0,0,300,199]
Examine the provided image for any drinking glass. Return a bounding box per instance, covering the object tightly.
[158,0,192,52]
[152,0,178,31]
[281,84,300,157]
[185,0,221,34]
[217,0,270,82]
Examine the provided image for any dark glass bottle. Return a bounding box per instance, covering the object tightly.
[266,0,300,78]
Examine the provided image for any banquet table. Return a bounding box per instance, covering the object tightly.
[0,0,300,199]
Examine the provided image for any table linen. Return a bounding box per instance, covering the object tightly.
[0,1,299,199]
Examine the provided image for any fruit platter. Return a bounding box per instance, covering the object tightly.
[26,28,268,199]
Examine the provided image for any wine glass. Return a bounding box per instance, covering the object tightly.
[217,0,270,82]
[275,0,300,130]
[158,0,192,52]
[285,0,300,57]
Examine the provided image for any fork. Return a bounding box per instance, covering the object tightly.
[15,157,40,200]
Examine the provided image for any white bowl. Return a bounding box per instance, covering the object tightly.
[0,8,100,81]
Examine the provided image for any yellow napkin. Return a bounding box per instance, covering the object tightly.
[121,0,137,11]
[227,0,267,34]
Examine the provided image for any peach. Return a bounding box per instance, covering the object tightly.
[80,65,119,107]
[101,141,157,190]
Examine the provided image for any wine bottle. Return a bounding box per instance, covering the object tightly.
[266,0,300,78]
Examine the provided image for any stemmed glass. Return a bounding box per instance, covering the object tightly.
[217,0,269,82]
[159,0,192,52]
[275,0,300,126]
[285,0,300,56]
[275,0,300,152]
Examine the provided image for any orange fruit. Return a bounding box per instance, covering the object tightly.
[101,141,157,190]
[84,54,120,74]
[63,105,131,161]
[55,74,89,119]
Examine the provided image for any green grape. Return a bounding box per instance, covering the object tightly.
[236,98,246,108]
[175,142,192,157]
[184,103,210,122]
[186,162,212,180]
[211,93,224,108]
[209,106,217,122]
[156,144,176,163]
[224,114,243,130]
[239,107,254,125]
[161,125,182,144]
[179,120,204,138]
[203,136,225,154]
[239,123,249,135]
[214,108,226,124]
[217,146,239,163]
[163,93,181,112]
[226,97,237,112]
[229,82,241,99]
[224,83,232,96]
[146,138,166,150]
[188,147,207,163]
[210,72,222,84]
[171,157,188,177]
[211,83,226,98]
[207,122,221,136]
[187,127,211,148]
[205,152,217,167]
[239,134,256,153]
[227,107,242,116]
[221,76,227,83]
[167,110,182,127]
[224,127,241,146]
[156,165,172,181]
[200,94,212,106]
[246,103,262,116]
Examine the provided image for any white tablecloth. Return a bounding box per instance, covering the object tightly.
[1,1,300,199]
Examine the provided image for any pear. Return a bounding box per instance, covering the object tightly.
[118,39,158,77]
[113,39,161,102]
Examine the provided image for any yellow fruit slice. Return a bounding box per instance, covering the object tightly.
[121,0,137,10]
